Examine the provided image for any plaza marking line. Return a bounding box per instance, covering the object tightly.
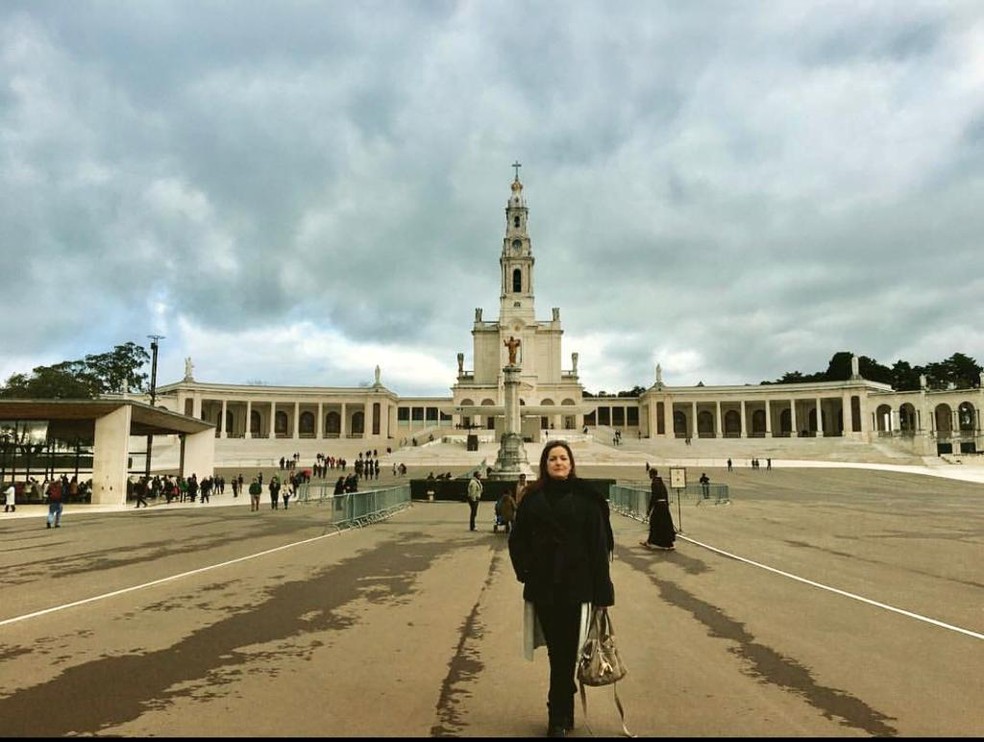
[0,529,344,629]
[678,535,984,641]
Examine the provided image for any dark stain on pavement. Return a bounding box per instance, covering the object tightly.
[0,528,451,737]
[429,545,499,736]
[618,544,899,736]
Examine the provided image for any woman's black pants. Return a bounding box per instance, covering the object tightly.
[534,599,581,724]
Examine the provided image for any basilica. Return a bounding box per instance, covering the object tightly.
[153,172,983,458]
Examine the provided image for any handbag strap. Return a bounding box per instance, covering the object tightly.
[579,608,634,738]
[579,680,634,738]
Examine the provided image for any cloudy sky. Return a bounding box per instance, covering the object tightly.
[2,1,982,398]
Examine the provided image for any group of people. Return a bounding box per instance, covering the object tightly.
[245,472,302,511]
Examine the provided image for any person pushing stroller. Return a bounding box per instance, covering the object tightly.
[493,487,517,533]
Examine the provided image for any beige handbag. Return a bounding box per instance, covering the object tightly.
[577,607,633,736]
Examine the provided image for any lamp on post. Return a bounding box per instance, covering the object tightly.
[145,335,164,481]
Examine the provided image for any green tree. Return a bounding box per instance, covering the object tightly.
[823,352,855,381]
[890,360,922,391]
[0,362,99,399]
[85,342,150,394]
[922,353,981,390]
[0,342,150,399]
[856,355,893,385]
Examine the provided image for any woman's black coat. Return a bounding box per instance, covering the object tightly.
[508,477,615,607]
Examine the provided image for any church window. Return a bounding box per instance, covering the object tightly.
[514,216,520,228]
[512,268,522,292]
[300,411,315,435]
[275,411,288,435]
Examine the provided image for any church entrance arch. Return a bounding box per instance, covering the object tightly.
[562,399,576,430]
[482,399,496,430]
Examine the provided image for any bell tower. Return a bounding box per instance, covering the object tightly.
[500,161,535,324]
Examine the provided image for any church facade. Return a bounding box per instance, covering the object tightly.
[152,173,983,457]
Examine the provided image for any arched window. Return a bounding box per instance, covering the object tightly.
[751,409,766,434]
[673,410,688,437]
[876,404,892,432]
[513,216,520,228]
[299,411,315,435]
[351,411,365,435]
[958,403,975,432]
[325,412,341,435]
[779,409,792,435]
[899,404,916,434]
[512,268,522,292]
[275,410,289,435]
[250,410,262,436]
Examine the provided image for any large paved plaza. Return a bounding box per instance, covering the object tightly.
[0,463,981,737]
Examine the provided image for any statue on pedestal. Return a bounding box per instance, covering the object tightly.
[184,357,194,382]
[504,336,521,366]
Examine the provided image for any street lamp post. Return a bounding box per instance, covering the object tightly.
[144,335,164,481]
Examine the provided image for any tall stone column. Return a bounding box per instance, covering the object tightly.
[490,364,531,479]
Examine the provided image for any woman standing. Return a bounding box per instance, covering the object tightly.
[641,468,676,550]
[508,441,615,738]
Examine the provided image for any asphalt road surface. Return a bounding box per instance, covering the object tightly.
[0,467,981,737]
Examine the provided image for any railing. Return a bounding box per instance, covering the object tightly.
[609,481,731,521]
[294,482,411,528]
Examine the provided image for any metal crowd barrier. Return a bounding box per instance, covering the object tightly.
[609,481,730,521]
[294,482,412,528]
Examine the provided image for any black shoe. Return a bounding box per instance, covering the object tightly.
[547,724,568,738]
[46,522,51,529]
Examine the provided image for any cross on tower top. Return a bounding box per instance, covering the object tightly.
[512,160,522,180]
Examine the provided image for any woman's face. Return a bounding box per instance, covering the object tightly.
[545,446,572,480]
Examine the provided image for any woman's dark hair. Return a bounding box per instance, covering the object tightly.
[536,439,577,483]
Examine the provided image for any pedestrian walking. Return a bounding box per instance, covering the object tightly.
[46,478,64,528]
[508,440,615,737]
[466,471,483,531]
[641,469,676,551]
[248,477,262,512]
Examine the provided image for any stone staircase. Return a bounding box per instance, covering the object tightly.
[144,428,934,472]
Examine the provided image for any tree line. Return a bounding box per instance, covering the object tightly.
[0,342,149,399]
[585,351,982,397]
[0,344,980,400]
[763,351,982,392]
